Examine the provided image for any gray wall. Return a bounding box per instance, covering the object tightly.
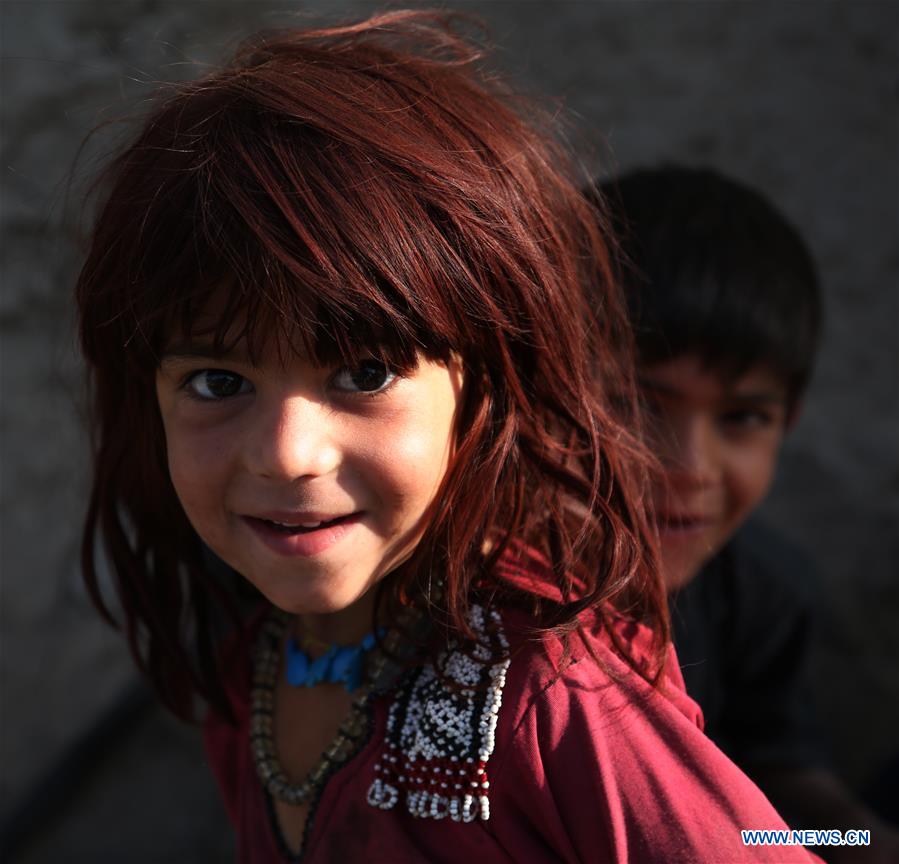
[2,1,896,860]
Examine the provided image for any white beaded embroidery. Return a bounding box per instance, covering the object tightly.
[366,604,509,823]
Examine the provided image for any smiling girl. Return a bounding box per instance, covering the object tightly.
[76,11,818,862]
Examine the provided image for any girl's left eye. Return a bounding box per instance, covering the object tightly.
[331,360,397,394]
[185,370,252,401]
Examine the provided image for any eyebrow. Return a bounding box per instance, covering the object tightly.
[638,378,786,404]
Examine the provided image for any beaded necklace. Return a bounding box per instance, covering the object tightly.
[251,599,510,825]
[250,608,418,806]
[286,625,385,692]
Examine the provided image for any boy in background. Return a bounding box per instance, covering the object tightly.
[597,166,898,863]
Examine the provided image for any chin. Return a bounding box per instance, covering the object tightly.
[260,578,372,617]
[665,570,696,593]
[661,552,703,593]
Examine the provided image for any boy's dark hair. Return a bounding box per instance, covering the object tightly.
[596,165,821,408]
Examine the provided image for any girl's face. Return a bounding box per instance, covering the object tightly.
[155,334,462,619]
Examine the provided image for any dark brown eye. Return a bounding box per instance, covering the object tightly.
[332,360,396,394]
[187,370,251,400]
[718,409,774,430]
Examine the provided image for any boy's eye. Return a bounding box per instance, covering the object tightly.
[719,409,773,430]
[186,370,252,401]
[331,360,396,394]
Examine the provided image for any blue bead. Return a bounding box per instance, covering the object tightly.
[330,646,357,682]
[286,639,310,686]
[307,649,334,686]
[284,628,383,690]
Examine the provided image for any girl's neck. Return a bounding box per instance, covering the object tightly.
[294,589,378,648]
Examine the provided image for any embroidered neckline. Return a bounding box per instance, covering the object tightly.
[366,603,510,822]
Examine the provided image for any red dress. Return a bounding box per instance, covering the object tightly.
[205,576,820,862]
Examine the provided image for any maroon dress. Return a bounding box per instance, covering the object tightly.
[205,564,820,862]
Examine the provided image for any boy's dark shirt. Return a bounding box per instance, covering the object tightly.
[670,519,827,771]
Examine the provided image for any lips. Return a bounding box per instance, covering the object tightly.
[242,511,362,557]
[656,513,715,554]
[257,514,352,534]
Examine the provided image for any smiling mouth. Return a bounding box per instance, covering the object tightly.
[242,511,362,558]
[247,514,358,535]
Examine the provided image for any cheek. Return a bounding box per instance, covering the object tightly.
[358,403,456,516]
[161,421,233,519]
[644,421,678,467]
[369,423,451,501]
[725,439,781,522]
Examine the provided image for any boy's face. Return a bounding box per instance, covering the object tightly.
[639,352,790,592]
[155,334,462,630]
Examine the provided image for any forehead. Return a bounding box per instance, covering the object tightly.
[638,352,789,404]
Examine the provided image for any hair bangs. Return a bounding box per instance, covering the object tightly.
[153,257,429,377]
[109,86,471,374]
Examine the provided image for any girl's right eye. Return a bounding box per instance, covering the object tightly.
[185,370,252,401]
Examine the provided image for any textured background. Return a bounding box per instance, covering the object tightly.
[1,1,896,860]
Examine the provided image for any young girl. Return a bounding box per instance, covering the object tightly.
[76,11,819,862]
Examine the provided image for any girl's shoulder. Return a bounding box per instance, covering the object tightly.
[378,588,812,862]
[203,594,816,862]
[489,541,701,730]
[472,567,817,862]
[365,546,701,828]
[493,603,705,775]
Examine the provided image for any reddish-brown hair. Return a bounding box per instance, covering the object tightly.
[76,10,666,720]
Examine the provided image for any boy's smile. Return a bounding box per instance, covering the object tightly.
[155,341,462,639]
[639,353,790,591]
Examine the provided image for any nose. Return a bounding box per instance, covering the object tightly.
[658,415,720,491]
[244,394,342,481]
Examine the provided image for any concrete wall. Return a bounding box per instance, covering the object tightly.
[2,1,896,859]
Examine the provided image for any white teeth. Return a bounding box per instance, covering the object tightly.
[268,519,325,529]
